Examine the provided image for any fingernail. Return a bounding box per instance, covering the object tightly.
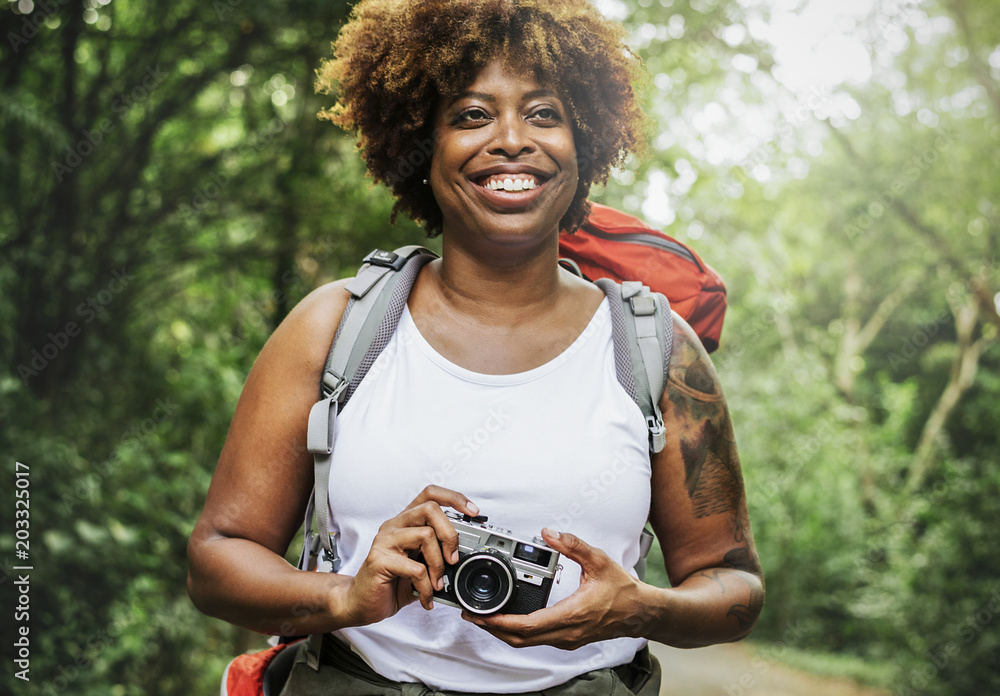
[452,550,460,564]
[467,502,480,516]
[543,527,560,540]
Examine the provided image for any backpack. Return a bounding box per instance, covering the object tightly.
[558,202,727,353]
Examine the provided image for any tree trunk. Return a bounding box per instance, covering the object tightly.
[904,298,990,493]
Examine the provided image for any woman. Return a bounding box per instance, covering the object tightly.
[187,1,764,694]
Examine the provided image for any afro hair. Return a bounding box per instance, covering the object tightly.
[316,0,647,235]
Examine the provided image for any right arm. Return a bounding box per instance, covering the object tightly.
[186,279,476,637]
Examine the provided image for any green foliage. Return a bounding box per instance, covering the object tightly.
[2,0,999,694]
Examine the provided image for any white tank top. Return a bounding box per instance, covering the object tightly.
[329,298,651,693]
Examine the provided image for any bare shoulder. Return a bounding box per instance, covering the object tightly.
[197,278,354,554]
[666,311,724,402]
[256,278,353,374]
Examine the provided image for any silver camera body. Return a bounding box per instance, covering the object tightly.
[420,510,562,615]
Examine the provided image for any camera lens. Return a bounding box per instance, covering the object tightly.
[468,569,500,600]
[455,552,514,614]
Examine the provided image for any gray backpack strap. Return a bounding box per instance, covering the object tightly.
[322,246,436,402]
[633,526,656,582]
[306,246,436,560]
[594,278,673,454]
[300,246,436,668]
[593,279,672,583]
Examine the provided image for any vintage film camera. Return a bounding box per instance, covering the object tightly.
[418,510,562,615]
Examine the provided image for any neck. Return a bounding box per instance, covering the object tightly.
[429,233,563,325]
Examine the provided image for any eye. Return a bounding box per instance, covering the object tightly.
[454,107,492,126]
[529,106,562,123]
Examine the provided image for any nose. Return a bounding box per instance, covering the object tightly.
[488,114,534,158]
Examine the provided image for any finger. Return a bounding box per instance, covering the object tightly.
[355,552,434,609]
[467,621,579,650]
[392,501,466,566]
[384,502,461,567]
[541,528,607,576]
[396,577,417,612]
[375,552,437,610]
[378,525,450,592]
[405,485,479,519]
[462,607,553,634]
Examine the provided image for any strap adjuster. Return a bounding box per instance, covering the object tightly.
[647,415,666,453]
[630,295,657,316]
[363,248,407,272]
[321,371,349,402]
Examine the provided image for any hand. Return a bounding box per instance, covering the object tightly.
[340,485,479,628]
[462,529,651,650]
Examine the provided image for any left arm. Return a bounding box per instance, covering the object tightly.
[465,313,764,649]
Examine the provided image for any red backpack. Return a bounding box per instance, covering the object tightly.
[559,203,727,352]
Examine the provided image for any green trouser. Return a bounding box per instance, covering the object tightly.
[278,635,661,696]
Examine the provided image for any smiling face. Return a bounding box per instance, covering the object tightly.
[429,59,579,254]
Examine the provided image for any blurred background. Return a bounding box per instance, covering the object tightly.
[1,0,998,694]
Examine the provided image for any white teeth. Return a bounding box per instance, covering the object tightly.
[485,176,537,191]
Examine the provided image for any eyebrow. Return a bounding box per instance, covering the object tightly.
[451,88,559,104]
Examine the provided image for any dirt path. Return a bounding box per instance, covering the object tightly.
[650,642,888,696]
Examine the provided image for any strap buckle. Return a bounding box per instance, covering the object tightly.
[362,248,408,272]
[630,294,657,316]
[321,371,349,402]
[647,415,666,453]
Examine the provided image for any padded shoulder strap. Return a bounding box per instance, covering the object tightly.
[321,246,437,404]
[594,279,673,453]
[300,246,435,669]
[304,247,435,562]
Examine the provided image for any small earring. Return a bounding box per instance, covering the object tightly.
[422,179,429,185]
